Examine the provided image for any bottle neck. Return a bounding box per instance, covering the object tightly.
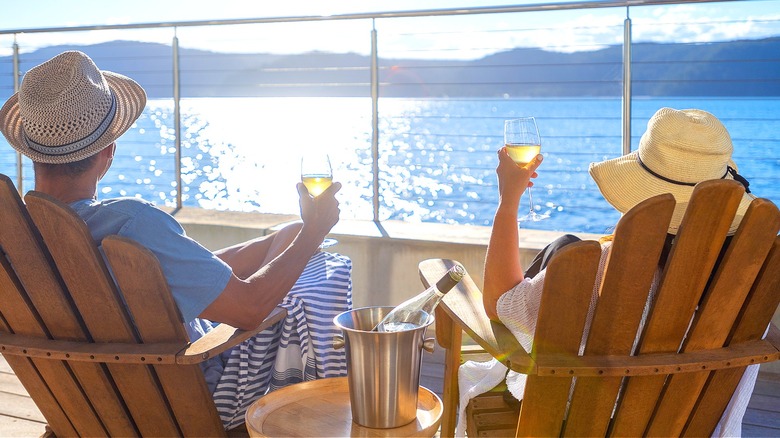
[435,272,461,294]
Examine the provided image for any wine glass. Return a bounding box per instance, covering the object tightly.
[301,153,333,197]
[301,153,338,249]
[504,117,548,221]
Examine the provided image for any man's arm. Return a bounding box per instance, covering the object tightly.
[215,222,302,279]
[200,182,341,330]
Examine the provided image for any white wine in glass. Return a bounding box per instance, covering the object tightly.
[301,153,338,249]
[504,117,548,221]
[301,153,333,197]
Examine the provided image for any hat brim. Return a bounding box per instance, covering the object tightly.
[589,151,755,235]
[0,71,146,164]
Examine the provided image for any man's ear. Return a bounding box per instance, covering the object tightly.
[97,142,116,180]
[105,142,116,159]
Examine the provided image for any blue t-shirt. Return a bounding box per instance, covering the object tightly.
[70,197,232,323]
[71,197,233,394]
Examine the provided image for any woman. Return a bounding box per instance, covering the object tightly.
[458,107,758,437]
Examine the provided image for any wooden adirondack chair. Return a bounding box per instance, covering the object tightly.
[420,179,780,437]
[0,173,287,437]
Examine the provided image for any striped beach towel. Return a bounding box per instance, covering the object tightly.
[211,250,352,429]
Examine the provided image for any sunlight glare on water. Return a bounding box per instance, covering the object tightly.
[88,96,779,234]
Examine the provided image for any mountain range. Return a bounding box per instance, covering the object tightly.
[3,37,779,98]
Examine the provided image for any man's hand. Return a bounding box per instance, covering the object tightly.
[297,181,341,240]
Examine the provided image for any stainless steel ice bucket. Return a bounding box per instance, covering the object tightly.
[333,306,435,429]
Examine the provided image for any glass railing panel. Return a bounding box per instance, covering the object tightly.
[0,2,777,234]
[630,1,780,207]
[0,34,17,184]
[373,9,627,233]
[0,29,176,199]
[174,21,376,219]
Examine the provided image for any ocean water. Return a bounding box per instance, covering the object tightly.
[2,97,778,234]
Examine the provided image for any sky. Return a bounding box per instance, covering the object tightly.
[1,0,779,59]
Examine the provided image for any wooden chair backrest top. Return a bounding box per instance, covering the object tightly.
[0,174,225,437]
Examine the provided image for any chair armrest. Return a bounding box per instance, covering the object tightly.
[177,306,288,364]
[0,306,288,365]
[420,259,780,378]
[536,335,780,377]
[419,258,536,374]
[0,331,186,364]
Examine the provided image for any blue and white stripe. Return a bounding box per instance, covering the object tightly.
[212,251,352,430]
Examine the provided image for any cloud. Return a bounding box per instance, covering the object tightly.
[2,4,778,60]
[633,5,780,44]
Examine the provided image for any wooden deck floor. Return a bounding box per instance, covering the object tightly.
[2,350,779,437]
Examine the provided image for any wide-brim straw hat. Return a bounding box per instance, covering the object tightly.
[589,107,755,235]
[0,50,146,164]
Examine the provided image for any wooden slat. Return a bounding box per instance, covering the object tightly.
[438,306,462,438]
[611,180,744,436]
[516,240,601,437]
[564,194,675,436]
[0,333,75,436]
[25,192,181,437]
[647,196,780,436]
[103,236,226,437]
[683,236,780,437]
[0,175,127,437]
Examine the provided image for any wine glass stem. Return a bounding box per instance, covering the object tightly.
[526,187,534,214]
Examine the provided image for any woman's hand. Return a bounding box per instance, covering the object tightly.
[496,147,543,210]
[483,147,543,320]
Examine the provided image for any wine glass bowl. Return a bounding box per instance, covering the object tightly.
[504,117,548,221]
[301,153,338,249]
[301,153,333,197]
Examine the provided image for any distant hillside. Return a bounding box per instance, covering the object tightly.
[2,38,779,98]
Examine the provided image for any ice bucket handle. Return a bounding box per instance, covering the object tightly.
[422,337,435,354]
[332,334,435,354]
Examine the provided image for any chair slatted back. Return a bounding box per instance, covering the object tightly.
[610,180,778,436]
[646,195,780,436]
[0,175,131,436]
[562,193,676,436]
[684,235,780,436]
[102,236,225,435]
[0,174,226,437]
[421,181,779,438]
[26,191,184,437]
[514,180,780,437]
[516,240,602,436]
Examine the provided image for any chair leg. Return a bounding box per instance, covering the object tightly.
[440,323,462,437]
[40,424,56,438]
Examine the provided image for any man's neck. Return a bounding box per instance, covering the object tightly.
[34,173,99,204]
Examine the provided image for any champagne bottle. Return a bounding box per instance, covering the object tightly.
[374,264,466,332]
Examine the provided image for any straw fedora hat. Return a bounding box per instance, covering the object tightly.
[589,107,755,235]
[0,50,146,164]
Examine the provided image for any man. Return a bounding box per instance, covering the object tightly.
[0,50,351,429]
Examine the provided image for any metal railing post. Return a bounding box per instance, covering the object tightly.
[13,37,22,193]
[370,20,380,222]
[172,29,183,209]
[622,9,632,155]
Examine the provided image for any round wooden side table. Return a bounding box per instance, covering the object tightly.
[246,377,442,437]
